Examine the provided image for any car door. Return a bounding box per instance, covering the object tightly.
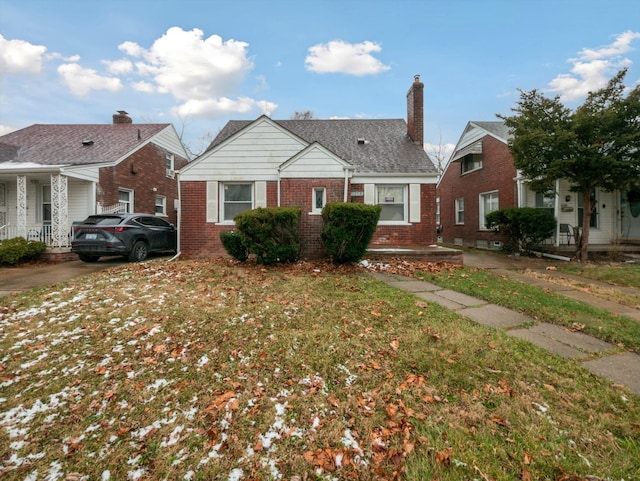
[146,216,176,250]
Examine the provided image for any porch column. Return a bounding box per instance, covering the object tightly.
[16,175,27,239]
[51,174,69,247]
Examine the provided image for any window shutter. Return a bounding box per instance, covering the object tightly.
[255,181,267,208]
[206,181,218,223]
[363,184,375,204]
[409,184,421,223]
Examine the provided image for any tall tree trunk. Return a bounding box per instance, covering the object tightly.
[579,190,592,261]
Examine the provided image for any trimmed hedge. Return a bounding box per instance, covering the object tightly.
[0,237,47,265]
[220,230,249,262]
[234,207,301,264]
[485,207,556,253]
[321,202,381,264]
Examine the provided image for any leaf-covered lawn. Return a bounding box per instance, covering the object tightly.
[1,259,638,480]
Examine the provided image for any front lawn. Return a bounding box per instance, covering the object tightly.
[1,259,638,480]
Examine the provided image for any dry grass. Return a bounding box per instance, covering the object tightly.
[1,258,638,480]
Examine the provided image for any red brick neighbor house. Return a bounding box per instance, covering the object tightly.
[178,75,440,259]
[437,121,640,250]
[0,112,189,256]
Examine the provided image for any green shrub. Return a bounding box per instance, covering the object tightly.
[321,202,381,264]
[220,230,249,262]
[485,207,556,253]
[0,237,47,265]
[234,207,301,264]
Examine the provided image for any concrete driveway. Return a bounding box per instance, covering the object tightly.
[0,257,126,297]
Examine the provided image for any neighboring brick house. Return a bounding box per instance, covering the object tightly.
[178,75,439,259]
[437,121,640,250]
[0,112,189,254]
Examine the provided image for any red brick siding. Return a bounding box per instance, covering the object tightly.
[97,143,187,226]
[370,184,437,247]
[437,136,517,247]
[180,179,437,259]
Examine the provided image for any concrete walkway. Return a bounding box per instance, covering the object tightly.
[373,251,640,396]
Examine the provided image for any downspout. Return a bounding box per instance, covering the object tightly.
[170,171,181,261]
[554,178,561,247]
[277,168,281,207]
[343,166,354,202]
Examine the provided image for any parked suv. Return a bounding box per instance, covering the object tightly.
[71,213,177,262]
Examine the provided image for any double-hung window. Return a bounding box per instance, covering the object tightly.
[155,195,166,216]
[166,154,175,178]
[223,183,253,222]
[455,198,464,224]
[118,189,133,213]
[42,185,52,222]
[479,191,499,230]
[535,191,554,217]
[377,185,406,222]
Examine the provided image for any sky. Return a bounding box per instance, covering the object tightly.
[1,0,639,163]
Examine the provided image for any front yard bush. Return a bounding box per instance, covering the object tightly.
[220,230,249,262]
[322,202,381,263]
[234,207,301,264]
[485,207,556,253]
[0,237,47,265]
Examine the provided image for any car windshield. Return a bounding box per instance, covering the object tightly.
[83,216,123,226]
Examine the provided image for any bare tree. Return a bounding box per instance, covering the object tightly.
[291,110,315,120]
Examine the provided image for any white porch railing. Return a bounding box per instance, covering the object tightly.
[97,202,127,214]
[0,223,72,247]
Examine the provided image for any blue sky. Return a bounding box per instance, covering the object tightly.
[1,0,639,161]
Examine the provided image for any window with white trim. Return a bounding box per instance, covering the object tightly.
[479,191,499,230]
[222,183,253,221]
[118,189,133,213]
[376,185,407,222]
[455,198,464,224]
[435,197,440,225]
[166,154,175,178]
[461,154,483,174]
[155,195,166,215]
[535,191,554,217]
[312,187,326,214]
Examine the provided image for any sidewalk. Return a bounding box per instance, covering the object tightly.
[373,251,640,396]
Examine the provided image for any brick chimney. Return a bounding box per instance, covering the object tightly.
[113,110,132,124]
[406,74,424,145]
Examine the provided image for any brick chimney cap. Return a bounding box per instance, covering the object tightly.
[414,74,420,82]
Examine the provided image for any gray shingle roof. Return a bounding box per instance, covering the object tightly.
[0,123,171,166]
[211,118,437,175]
[470,121,511,141]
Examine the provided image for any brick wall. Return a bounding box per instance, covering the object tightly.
[180,179,437,259]
[97,143,187,226]
[370,184,437,247]
[437,135,516,248]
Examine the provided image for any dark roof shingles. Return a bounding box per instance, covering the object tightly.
[211,118,437,174]
[0,123,170,166]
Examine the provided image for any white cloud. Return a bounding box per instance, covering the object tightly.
[117,26,271,117]
[548,31,640,101]
[305,40,391,75]
[57,63,123,96]
[104,58,133,75]
[0,124,18,135]
[172,97,277,118]
[131,81,155,93]
[0,34,47,77]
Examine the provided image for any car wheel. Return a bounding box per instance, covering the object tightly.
[128,241,149,262]
[78,254,100,263]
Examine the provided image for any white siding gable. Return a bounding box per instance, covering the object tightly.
[180,117,308,182]
[280,143,351,179]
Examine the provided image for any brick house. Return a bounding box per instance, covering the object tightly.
[437,121,640,250]
[178,75,440,259]
[0,112,190,255]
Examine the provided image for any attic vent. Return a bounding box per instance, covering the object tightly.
[357,138,368,145]
[81,139,94,146]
